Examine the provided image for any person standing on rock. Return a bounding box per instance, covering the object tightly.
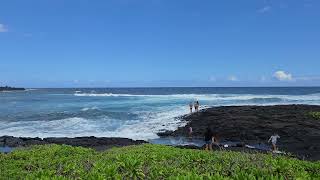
[188,126,193,141]
[204,128,214,151]
[268,133,280,151]
[189,102,193,113]
[188,127,193,140]
[194,101,200,112]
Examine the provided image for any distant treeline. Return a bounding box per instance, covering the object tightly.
[0,86,25,91]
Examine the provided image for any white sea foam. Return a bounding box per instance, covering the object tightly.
[81,106,99,111]
[0,105,189,140]
[74,92,320,102]
[25,89,37,91]
[74,93,140,97]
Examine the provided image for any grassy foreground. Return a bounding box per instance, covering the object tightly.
[0,144,319,179]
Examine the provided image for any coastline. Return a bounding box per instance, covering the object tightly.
[1,104,320,161]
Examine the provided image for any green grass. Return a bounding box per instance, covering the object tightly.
[309,111,320,120]
[0,144,319,179]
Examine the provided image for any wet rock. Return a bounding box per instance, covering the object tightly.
[0,136,25,147]
[175,145,202,150]
[0,136,147,151]
[157,131,174,137]
[236,142,246,147]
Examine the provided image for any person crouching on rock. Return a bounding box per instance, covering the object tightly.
[212,134,219,146]
[204,128,214,151]
[268,133,280,151]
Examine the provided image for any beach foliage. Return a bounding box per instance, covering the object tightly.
[0,144,319,179]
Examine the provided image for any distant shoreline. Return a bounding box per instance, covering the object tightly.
[0,86,25,92]
[11,86,320,89]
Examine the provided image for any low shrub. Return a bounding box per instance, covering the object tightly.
[0,144,319,179]
[308,111,320,120]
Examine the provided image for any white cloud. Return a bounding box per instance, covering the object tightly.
[273,71,293,81]
[0,23,8,32]
[258,6,271,13]
[228,75,238,81]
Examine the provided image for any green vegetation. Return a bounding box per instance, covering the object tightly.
[309,111,320,120]
[1,144,319,179]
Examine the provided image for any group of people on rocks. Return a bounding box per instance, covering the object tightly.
[186,101,281,152]
[194,127,280,152]
[189,100,200,113]
[188,124,280,151]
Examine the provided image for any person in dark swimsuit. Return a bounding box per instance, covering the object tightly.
[194,101,200,112]
[189,102,193,113]
[204,128,214,151]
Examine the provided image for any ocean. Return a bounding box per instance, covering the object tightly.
[1,87,320,140]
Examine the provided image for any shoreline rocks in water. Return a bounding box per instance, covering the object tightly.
[158,105,320,161]
[0,86,25,92]
[0,136,147,151]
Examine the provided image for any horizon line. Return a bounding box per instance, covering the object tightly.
[24,86,320,89]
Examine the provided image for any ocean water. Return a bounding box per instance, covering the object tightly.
[1,87,320,140]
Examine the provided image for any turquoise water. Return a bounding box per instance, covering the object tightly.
[1,87,320,140]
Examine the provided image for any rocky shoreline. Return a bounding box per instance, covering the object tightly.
[158,105,320,161]
[1,105,320,161]
[0,136,147,151]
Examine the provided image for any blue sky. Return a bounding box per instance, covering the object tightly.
[1,0,320,87]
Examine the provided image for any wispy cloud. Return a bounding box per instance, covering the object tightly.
[258,6,271,13]
[303,0,313,8]
[260,76,267,82]
[208,76,216,82]
[0,23,8,32]
[273,71,293,81]
[304,3,312,8]
[22,33,33,37]
[296,76,320,81]
[228,75,238,81]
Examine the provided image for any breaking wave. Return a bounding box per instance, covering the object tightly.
[74,92,320,103]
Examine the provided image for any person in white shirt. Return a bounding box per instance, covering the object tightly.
[268,133,280,151]
[189,102,193,113]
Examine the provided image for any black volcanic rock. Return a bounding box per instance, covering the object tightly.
[0,136,147,151]
[158,105,320,161]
